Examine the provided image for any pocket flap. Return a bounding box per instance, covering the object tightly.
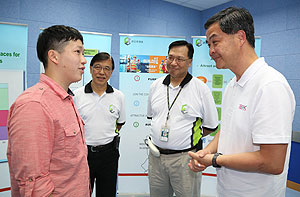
[64,123,80,137]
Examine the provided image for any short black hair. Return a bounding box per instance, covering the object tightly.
[168,40,194,59]
[90,52,115,70]
[37,25,83,69]
[204,7,255,48]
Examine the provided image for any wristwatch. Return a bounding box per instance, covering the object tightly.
[212,153,223,168]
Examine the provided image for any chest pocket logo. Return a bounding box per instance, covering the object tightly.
[109,104,115,113]
[181,104,188,114]
[239,104,247,111]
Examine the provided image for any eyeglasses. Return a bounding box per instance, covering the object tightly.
[167,56,190,63]
[92,65,112,72]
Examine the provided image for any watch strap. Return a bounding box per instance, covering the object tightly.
[212,153,223,168]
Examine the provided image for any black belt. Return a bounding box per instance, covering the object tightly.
[87,137,117,153]
[157,146,195,155]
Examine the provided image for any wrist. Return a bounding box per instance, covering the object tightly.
[212,153,223,168]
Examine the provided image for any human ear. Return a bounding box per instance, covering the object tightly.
[236,30,247,46]
[48,50,59,64]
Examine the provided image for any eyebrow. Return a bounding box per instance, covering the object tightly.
[207,34,217,42]
[93,64,111,67]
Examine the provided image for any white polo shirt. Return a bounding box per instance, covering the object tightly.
[217,58,295,197]
[73,81,126,146]
[147,73,218,150]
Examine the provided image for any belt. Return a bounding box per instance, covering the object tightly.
[157,146,195,155]
[87,137,116,153]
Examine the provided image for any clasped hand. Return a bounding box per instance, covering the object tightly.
[188,150,214,172]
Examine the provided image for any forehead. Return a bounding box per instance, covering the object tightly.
[168,45,188,57]
[92,59,112,67]
[60,40,83,52]
[206,22,223,41]
[65,39,83,48]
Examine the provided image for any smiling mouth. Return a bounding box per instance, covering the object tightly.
[96,76,106,80]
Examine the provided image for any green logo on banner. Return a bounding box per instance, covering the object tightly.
[196,39,202,47]
[124,37,131,45]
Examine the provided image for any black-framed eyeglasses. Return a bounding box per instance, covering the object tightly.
[92,65,112,72]
[167,56,190,63]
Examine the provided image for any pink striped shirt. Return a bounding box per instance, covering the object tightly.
[7,74,90,197]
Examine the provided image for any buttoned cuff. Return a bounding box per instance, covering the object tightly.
[18,174,54,197]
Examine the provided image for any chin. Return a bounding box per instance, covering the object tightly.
[74,76,82,83]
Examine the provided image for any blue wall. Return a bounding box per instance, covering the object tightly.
[288,142,300,184]
[0,0,201,89]
[201,0,300,132]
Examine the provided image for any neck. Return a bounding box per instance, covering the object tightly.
[233,48,258,81]
[170,76,184,87]
[44,70,69,92]
[91,81,107,96]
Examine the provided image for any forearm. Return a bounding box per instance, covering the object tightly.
[203,130,220,153]
[217,144,288,175]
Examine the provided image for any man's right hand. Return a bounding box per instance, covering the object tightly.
[188,149,211,172]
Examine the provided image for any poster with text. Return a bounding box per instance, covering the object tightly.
[0,22,27,162]
[118,34,184,193]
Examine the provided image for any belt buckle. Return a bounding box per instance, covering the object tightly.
[91,146,98,152]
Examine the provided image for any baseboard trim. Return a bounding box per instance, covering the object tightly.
[287,180,300,192]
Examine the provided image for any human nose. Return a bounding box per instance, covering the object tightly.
[209,46,215,57]
[81,55,87,65]
[98,67,105,73]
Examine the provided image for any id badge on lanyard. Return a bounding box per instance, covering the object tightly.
[159,85,183,142]
[160,122,170,142]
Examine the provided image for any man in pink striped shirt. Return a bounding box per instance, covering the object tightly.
[7,25,90,196]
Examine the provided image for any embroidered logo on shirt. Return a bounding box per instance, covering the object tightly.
[181,104,188,114]
[109,104,115,113]
[239,104,247,111]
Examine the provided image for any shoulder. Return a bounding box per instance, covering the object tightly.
[10,83,52,117]
[112,87,125,98]
[73,86,85,96]
[255,64,289,88]
[150,76,165,88]
[14,82,47,106]
[188,77,211,93]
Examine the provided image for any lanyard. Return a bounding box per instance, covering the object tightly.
[166,85,183,123]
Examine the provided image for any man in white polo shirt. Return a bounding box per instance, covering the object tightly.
[74,52,126,197]
[147,40,219,197]
[188,7,295,197]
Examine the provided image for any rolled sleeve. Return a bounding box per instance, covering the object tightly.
[7,101,55,196]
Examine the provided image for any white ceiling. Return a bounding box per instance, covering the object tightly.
[163,0,233,11]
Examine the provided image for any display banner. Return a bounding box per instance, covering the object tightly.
[0,22,28,71]
[40,30,112,90]
[191,36,261,196]
[0,70,24,163]
[118,34,184,193]
[0,22,27,164]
